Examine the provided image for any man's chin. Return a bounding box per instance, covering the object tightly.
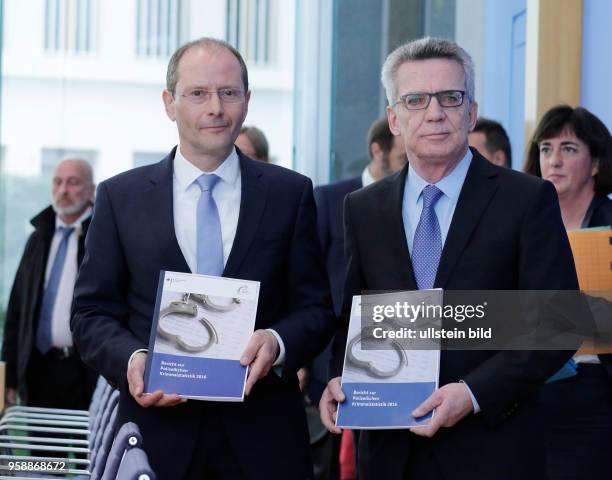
[53,202,89,218]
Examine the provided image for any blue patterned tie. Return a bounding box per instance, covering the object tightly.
[412,185,444,290]
[36,226,74,354]
[196,174,224,276]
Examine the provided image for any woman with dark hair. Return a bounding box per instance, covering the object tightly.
[524,104,612,479]
[524,104,612,229]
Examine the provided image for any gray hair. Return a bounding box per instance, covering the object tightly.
[381,37,475,106]
[166,37,249,95]
[240,126,269,162]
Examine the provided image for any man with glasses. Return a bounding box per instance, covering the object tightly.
[319,37,578,480]
[72,38,335,479]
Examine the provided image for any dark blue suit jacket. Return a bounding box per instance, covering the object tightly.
[332,151,580,480]
[72,147,336,479]
[314,176,362,315]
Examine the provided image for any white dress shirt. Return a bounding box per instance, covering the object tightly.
[45,206,92,348]
[361,165,376,187]
[173,147,241,272]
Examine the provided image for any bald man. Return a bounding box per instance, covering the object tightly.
[2,158,98,409]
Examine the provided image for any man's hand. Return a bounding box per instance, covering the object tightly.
[241,329,279,396]
[5,388,17,408]
[409,382,473,437]
[127,351,185,407]
[319,377,344,434]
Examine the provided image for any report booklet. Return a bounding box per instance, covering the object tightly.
[336,290,442,429]
[144,271,260,401]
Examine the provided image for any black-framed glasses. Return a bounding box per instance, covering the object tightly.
[394,90,466,110]
[178,88,245,104]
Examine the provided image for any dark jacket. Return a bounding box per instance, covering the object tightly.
[1,206,90,402]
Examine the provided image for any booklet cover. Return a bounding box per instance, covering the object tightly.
[144,271,260,401]
[336,290,442,429]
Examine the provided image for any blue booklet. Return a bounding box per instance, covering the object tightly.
[336,290,442,429]
[144,271,260,401]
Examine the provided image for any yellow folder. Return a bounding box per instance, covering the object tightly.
[567,228,612,355]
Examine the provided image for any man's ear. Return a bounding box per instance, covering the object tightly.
[387,105,401,136]
[370,142,383,165]
[162,90,176,121]
[468,100,478,131]
[492,150,508,168]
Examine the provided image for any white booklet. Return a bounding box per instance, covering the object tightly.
[144,271,260,401]
[336,290,442,429]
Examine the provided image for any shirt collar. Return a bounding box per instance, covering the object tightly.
[55,205,92,233]
[361,165,376,187]
[174,145,240,192]
[407,149,472,206]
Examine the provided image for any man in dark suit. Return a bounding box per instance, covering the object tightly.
[2,158,98,409]
[319,37,578,480]
[71,37,335,480]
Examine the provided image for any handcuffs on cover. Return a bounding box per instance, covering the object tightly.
[346,294,440,378]
[157,293,239,353]
[346,324,408,379]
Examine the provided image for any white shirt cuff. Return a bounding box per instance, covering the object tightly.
[460,380,480,413]
[266,329,285,366]
[128,348,148,368]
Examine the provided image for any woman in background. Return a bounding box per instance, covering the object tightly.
[524,104,612,480]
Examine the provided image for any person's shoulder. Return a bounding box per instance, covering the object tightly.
[472,152,549,196]
[315,176,362,196]
[100,156,171,194]
[590,195,612,226]
[242,156,311,190]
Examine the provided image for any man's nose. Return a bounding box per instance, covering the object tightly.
[206,92,224,115]
[424,96,445,120]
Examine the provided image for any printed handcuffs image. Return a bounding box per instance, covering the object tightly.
[346,324,408,379]
[157,293,240,353]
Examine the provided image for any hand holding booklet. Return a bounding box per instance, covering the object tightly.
[144,271,260,401]
[336,290,442,429]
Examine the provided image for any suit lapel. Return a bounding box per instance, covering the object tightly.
[145,148,190,273]
[223,154,267,277]
[435,152,499,288]
[380,166,418,290]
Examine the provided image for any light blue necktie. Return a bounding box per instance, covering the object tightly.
[412,185,444,290]
[36,226,74,354]
[196,174,224,276]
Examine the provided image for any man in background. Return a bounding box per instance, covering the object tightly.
[2,158,98,409]
[236,125,270,162]
[469,117,512,167]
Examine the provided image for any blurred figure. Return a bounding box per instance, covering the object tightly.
[307,117,406,480]
[524,104,612,480]
[316,117,407,318]
[236,125,270,162]
[1,158,98,409]
[469,117,512,167]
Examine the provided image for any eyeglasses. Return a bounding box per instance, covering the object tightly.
[394,90,466,110]
[178,88,245,105]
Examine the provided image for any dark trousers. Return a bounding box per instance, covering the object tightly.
[26,347,96,409]
[541,363,612,479]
